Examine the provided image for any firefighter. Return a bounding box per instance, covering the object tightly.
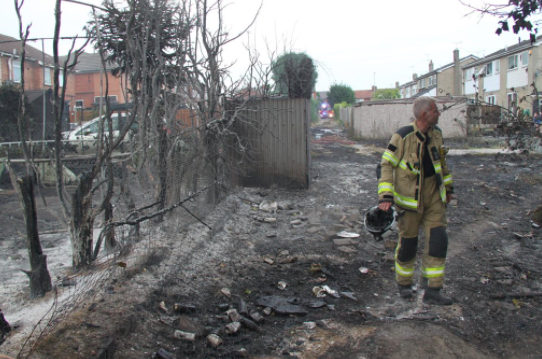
[378,97,454,306]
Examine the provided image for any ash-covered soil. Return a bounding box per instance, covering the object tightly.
[2,121,542,359]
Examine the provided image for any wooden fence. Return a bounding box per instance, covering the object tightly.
[226,98,311,189]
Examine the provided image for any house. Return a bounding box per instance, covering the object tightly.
[64,52,129,123]
[354,88,375,103]
[400,50,478,99]
[462,36,542,113]
[0,33,73,140]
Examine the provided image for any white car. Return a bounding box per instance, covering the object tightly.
[63,113,133,153]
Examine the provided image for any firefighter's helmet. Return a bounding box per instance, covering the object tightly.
[364,205,397,241]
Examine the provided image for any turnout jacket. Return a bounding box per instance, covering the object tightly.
[378,121,453,212]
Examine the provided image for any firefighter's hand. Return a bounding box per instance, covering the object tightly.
[378,202,391,212]
[446,193,453,204]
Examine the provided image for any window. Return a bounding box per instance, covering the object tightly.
[13,60,21,82]
[521,51,529,66]
[507,92,518,111]
[94,95,118,104]
[494,60,500,74]
[486,62,493,76]
[465,68,474,81]
[44,67,51,85]
[508,55,518,70]
[75,100,84,109]
[58,72,64,87]
[486,95,496,105]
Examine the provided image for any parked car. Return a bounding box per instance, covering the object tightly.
[63,113,134,154]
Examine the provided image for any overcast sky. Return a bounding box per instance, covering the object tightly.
[1,0,539,92]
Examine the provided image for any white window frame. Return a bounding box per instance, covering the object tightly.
[486,95,496,105]
[508,54,518,70]
[486,62,493,76]
[507,92,518,111]
[94,95,118,104]
[44,67,51,85]
[13,60,21,83]
[494,60,500,74]
[521,51,529,66]
[465,68,474,81]
[75,100,84,109]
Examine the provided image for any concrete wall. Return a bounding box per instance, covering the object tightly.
[346,98,468,139]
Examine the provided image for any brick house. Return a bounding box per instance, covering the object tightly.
[0,33,74,140]
[462,36,542,114]
[65,52,129,123]
[0,33,76,101]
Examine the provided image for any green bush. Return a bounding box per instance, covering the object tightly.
[333,101,349,122]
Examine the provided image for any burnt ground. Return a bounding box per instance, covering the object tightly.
[2,119,542,359]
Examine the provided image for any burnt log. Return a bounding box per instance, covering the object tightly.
[71,172,94,268]
[16,175,52,298]
[0,309,11,344]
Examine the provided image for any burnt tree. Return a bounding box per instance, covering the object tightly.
[16,175,53,298]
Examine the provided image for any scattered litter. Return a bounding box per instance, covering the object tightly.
[255,296,308,315]
[277,281,287,290]
[263,256,274,265]
[303,321,316,330]
[264,218,276,223]
[531,221,540,229]
[337,231,360,238]
[263,307,272,316]
[155,348,176,359]
[340,292,358,301]
[159,301,168,313]
[481,277,490,284]
[174,303,197,314]
[312,285,339,298]
[174,330,196,341]
[227,308,241,322]
[220,288,232,298]
[259,201,278,212]
[250,310,264,323]
[310,263,322,273]
[224,322,241,335]
[290,219,302,225]
[306,299,326,308]
[359,267,369,274]
[207,334,223,347]
[240,317,261,332]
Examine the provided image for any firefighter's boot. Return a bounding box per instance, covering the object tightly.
[423,288,452,306]
[398,284,413,299]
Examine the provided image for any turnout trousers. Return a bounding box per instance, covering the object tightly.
[394,175,449,289]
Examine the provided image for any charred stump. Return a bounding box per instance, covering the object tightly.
[104,201,116,251]
[16,175,53,298]
[0,309,11,345]
[71,172,94,268]
[155,126,168,223]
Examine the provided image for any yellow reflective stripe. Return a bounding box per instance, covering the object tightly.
[434,163,442,173]
[399,160,420,175]
[395,262,415,276]
[440,187,446,203]
[382,150,399,167]
[378,182,393,194]
[394,192,418,209]
[444,175,452,185]
[422,266,445,278]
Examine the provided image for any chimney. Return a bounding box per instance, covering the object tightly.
[429,60,434,72]
[412,73,418,81]
[453,49,461,95]
[395,81,399,89]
